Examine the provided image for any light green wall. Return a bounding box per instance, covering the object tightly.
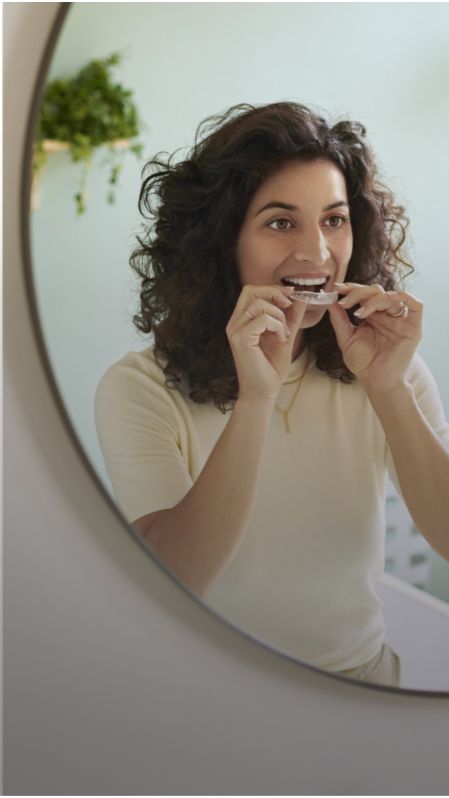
[30,3,449,594]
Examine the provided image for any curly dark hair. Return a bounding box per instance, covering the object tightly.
[129,101,413,413]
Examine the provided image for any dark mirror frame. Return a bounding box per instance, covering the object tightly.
[20,1,449,698]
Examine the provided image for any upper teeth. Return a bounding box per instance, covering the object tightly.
[283,277,327,286]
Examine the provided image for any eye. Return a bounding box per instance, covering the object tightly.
[267,217,294,231]
[325,215,349,228]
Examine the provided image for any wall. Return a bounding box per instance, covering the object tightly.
[4,4,449,794]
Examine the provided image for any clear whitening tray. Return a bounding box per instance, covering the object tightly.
[289,288,339,305]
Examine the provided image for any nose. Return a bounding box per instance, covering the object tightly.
[291,226,330,267]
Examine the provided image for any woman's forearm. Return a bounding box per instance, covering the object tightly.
[143,398,275,596]
[366,380,449,561]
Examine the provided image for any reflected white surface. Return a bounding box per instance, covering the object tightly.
[29,2,449,691]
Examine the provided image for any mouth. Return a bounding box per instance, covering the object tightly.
[281,276,339,306]
[281,276,329,292]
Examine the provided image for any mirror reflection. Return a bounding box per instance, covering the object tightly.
[30,2,449,692]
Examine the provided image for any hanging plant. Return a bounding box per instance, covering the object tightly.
[33,51,146,214]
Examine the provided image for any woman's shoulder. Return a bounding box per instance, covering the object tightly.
[95,345,178,409]
[98,345,164,382]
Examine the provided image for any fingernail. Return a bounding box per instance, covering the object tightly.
[354,308,366,318]
[338,297,349,306]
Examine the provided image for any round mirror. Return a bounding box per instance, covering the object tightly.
[24,2,449,693]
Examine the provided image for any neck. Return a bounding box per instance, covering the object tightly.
[292,332,305,361]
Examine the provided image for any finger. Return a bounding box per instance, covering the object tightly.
[284,295,309,333]
[327,303,355,349]
[232,284,294,322]
[335,282,386,309]
[353,290,423,320]
[229,310,290,345]
[333,281,379,293]
[333,281,367,296]
[353,294,406,319]
[385,290,423,314]
[335,283,424,315]
[231,298,290,337]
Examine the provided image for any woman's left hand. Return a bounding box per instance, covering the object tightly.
[327,282,423,391]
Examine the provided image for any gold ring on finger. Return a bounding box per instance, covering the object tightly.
[388,301,409,319]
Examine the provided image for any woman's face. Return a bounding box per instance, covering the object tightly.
[235,158,354,331]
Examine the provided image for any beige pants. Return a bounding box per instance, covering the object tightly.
[337,643,401,687]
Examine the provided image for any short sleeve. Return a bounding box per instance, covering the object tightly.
[386,352,449,495]
[94,354,194,524]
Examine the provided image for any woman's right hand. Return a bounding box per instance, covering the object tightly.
[226,284,309,405]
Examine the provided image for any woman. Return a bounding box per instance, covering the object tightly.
[95,102,449,686]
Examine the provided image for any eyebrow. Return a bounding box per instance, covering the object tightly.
[255,200,349,216]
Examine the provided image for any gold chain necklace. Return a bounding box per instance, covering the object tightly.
[275,350,311,434]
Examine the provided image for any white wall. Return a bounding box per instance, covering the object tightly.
[4,3,449,794]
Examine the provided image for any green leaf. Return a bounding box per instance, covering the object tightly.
[35,49,146,215]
